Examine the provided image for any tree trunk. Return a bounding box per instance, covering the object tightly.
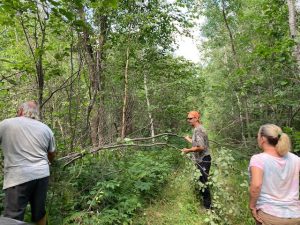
[288,0,297,37]
[244,99,251,139]
[221,0,239,67]
[37,57,44,119]
[79,7,108,146]
[35,2,47,119]
[19,2,47,120]
[287,0,300,67]
[144,72,155,142]
[235,92,247,146]
[121,47,130,140]
[221,0,248,144]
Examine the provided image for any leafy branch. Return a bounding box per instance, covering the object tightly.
[58,133,183,167]
[58,132,230,169]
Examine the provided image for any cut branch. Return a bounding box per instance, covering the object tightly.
[129,133,184,141]
[58,133,184,166]
[62,142,178,167]
[57,133,232,168]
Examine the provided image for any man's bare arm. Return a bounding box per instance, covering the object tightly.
[184,136,192,143]
[182,146,206,153]
[48,151,55,164]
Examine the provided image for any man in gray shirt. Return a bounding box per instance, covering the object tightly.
[182,111,212,209]
[0,101,55,225]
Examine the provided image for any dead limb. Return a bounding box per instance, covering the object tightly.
[59,134,181,167]
[129,133,184,141]
[62,142,175,167]
[57,132,232,168]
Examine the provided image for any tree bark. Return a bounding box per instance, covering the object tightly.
[121,47,130,140]
[35,2,47,119]
[221,0,248,144]
[19,2,48,120]
[288,0,297,37]
[287,0,300,67]
[235,92,247,146]
[144,72,155,142]
[221,0,238,67]
[78,7,108,146]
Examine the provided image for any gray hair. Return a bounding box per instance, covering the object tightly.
[19,101,40,120]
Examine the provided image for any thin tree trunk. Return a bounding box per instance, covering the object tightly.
[37,57,44,119]
[288,0,297,37]
[221,0,238,67]
[68,34,75,152]
[244,99,251,139]
[78,7,98,146]
[20,3,47,120]
[35,2,47,119]
[288,0,300,67]
[121,47,130,140]
[221,0,247,144]
[144,72,155,142]
[235,92,247,146]
[78,8,108,146]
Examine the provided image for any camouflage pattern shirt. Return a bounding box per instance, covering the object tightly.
[191,125,210,163]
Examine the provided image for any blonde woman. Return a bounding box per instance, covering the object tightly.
[249,124,300,225]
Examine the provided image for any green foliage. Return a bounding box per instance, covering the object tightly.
[283,127,300,154]
[1,0,299,224]
[133,162,207,225]
[134,146,255,225]
[201,147,253,224]
[46,148,181,225]
[202,0,300,148]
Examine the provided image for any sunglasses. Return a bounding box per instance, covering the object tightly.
[187,117,194,120]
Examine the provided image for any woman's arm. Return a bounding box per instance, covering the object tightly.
[249,166,263,223]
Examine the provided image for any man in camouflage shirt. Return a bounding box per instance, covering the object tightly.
[182,111,212,209]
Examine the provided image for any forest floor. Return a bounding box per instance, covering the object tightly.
[132,145,254,225]
[133,165,207,225]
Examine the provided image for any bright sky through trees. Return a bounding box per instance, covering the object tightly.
[175,34,201,63]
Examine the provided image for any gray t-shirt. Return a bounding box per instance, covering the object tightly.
[0,117,55,189]
[192,125,210,163]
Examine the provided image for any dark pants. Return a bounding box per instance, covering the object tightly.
[196,155,211,209]
[3,177,49,222]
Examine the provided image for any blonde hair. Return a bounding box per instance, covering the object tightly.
[259,124,291,156]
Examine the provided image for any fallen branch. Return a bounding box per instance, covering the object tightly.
[61,139,180,167]
[57,132,240,168]
[129,132,184,142]
[90,142,178,154]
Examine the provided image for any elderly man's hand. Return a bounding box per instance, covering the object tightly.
[181,148,191,154]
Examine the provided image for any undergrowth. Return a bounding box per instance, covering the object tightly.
[134,146,255,225]
[47,148,182,225]
[0,145,256,225]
